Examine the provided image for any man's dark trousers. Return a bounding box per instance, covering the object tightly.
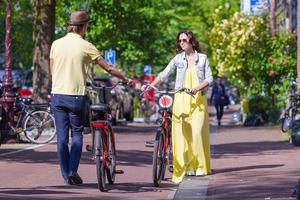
[215,104,224,121]
[51,94,87,182]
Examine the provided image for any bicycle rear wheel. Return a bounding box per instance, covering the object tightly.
[106,127,116,184]
[94,129,107,192]
[152,129,166,187]
[23,110,56,144]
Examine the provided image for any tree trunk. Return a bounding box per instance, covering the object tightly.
[31,0,55,103]
[297,0,300,90]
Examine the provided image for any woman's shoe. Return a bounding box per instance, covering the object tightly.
[195,171,204,176]
[185,170,195,176]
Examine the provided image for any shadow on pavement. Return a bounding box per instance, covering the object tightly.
[113,124,157,134]
[212,164,284,174]
[81,149,153,167]
[0,147,152,167]
[79,181,175,193]
[0,149,58,164]
[212,141,294,159]
[206,177,297,200]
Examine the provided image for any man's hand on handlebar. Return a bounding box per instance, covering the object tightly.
[141,84,155,92]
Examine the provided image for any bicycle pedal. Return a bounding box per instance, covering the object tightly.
[16,128,24,134]
[115,169,124,174]
[145,140,155,148]
[86,144,92,152]
[168,165,173,173]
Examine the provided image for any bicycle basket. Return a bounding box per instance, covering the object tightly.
[98,88,112,104]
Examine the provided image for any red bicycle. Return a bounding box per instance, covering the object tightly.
[142,85,194,187]
[87,81,128,192]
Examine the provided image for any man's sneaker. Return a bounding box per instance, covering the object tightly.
[69,172,83,185]
[64,178,76,185]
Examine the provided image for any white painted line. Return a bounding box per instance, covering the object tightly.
[0,144,46,156]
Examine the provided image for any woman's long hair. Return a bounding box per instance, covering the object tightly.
[175,30,202,54]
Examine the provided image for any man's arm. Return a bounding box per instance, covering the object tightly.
[96,56,127,82]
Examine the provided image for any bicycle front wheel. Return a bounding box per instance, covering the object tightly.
[153,129,166,187]
[94,129,107,192]
[23,110,56,144]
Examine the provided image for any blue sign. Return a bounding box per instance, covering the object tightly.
[104,49,116,65]
[241,0,269,15]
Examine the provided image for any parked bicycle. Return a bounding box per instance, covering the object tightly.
[142,84,194,187]
[280,80,298,132]
[86,80,129,192]
[7,97,56,144]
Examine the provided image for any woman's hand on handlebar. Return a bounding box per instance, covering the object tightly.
[190,87,200,95]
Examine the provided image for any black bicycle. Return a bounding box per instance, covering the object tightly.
[7,97,56,144]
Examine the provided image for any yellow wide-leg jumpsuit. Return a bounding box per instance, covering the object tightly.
[172,66,211,183]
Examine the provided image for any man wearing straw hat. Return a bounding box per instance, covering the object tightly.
[50,10,129,185]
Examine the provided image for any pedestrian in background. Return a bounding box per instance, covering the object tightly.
[210,76,226,126]
[142,65,155,102]
[141,30,213,183]
[49,10,129,185]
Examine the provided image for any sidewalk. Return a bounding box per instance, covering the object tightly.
[174,105,300,200]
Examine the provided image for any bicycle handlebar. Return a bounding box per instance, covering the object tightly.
[88,80,131,91]
[140,84,195,98]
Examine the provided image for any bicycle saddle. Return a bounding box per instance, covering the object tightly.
[90,103,111,113]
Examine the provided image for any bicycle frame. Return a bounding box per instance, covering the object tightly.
[91,115,115,166]
[157,108,172,157]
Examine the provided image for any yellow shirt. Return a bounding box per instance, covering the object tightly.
[50,32,100,95]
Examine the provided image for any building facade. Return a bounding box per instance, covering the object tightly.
[272,0,297,32]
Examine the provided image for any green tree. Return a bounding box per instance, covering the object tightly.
[208,11,296,109]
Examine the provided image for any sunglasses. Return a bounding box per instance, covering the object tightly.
[178,39,188,43]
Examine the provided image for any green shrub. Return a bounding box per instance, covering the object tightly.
[248,96,272,121]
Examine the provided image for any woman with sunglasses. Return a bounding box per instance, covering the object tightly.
[141,30,213,183]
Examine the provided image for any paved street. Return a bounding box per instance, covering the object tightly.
[0,124,176,200]
[206,106,300,200]
[0,106,300,200]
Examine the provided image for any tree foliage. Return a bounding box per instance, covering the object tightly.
[208,10,297,109]
[54,0,240,77]
[0,0,33,69]
[0,0,241,101]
